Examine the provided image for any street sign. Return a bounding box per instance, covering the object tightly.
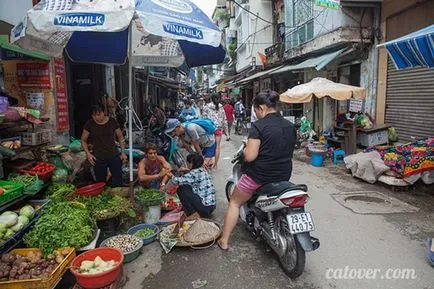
[315,0,340,10]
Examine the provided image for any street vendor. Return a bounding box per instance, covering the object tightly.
[167,153,216,218]
[81,105,127,186]
[138,143,172,189]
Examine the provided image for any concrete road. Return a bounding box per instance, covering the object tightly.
[124,135,434,289]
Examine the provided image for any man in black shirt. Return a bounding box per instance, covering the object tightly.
[81,105,127,186]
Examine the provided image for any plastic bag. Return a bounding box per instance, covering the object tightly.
[69,137,83,153]
[388,127,398,142]
[52,168,68,182]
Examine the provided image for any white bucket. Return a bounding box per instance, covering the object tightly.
[143,205,161,224]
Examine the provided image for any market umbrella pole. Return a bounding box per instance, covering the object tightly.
[128,21,134,199]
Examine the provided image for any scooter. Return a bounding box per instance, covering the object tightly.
[225,143,320,278]
[151,128,186,169]
[294,112,316,149]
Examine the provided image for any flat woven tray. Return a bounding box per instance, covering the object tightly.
[161,218,222,247]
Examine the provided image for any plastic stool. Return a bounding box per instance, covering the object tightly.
[333,149,346,164]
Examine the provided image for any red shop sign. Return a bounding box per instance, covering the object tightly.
[54,58,69,132]
[16,62,51,88]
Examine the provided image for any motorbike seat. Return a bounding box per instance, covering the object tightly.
[257,181,307,197]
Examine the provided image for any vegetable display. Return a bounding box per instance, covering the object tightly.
[135,189,164,207]
[134,228,155,238]
[24,202,94,256]
[77,256,118,275]
[102,235,141,253]
[45,183,76,203]
[74,191,135,220]
[0,249,70,281]
[8,174,44,194]
[0,184,17,196]
[0,206,35,243]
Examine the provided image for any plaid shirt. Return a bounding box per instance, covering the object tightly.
[170,168,216,206]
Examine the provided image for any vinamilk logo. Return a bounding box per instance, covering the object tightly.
[54,13,105,27]
[163,22,203,40]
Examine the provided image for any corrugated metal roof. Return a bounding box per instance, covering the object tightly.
[235,65,284,84]
[270,48,348,75]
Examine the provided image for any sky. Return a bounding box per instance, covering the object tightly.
[191,0,217,18]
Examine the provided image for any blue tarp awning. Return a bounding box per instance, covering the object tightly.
[380,24,434,70]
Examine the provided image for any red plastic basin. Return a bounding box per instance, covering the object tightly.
[70,248,124,289]
[76,182,106,197]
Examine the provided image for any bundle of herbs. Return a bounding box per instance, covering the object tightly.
[24,202,94,256]
[75,191,135,221]
[135,188,164,207]
[45,183,76,203]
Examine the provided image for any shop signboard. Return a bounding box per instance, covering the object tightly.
[1,49,33,60]
[53,57,69,132]
[16,62,51,88]
[315,0,340,10]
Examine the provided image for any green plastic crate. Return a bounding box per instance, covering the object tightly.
[0,180,24,207]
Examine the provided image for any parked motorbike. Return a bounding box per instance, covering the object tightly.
[150,128,186,169]
[225,144,320,278]
[294,111,316,149]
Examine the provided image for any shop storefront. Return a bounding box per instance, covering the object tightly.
[0,35,70,143]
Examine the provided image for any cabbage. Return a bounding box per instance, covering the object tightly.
[18,215,29,226]
[4,229,14,238]
[20,205,35,219]
[0,224,7,232]
[0,214,18,227]
[1,211,17,217]
[11,222,24,232]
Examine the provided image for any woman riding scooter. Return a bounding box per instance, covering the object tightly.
[218,90,297,250]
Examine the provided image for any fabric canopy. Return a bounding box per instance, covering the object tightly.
[11,0,225,68]
[379,24,434,70]
[280,77,365,104]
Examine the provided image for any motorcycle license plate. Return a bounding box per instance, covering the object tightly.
[287,212,315,234]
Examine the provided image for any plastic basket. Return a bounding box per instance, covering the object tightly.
[127,224,159,245]
[20,162,56,182]
[0,180,24,207]
[19,130,51,146]
[100,236,143,264]
[0,247,76,289]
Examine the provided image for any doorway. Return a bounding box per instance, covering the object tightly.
[70,63,105,137]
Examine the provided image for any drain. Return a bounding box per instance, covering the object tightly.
[331,191,419,215]
[345,195,387,204]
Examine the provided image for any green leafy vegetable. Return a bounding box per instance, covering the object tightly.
[46,182,76,203]
[24,202,94,256]
[135,189,164,207]
[134,228,156,238]
[75,191,134,221]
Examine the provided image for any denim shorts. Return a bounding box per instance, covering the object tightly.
[202,142,216,158]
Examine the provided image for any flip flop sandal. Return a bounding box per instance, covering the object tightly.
[217,239,229,251]
[425,238,434,266]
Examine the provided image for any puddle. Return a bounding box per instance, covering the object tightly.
[332,191,419,215]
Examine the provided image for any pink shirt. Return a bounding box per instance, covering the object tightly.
[223,104,234,121]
